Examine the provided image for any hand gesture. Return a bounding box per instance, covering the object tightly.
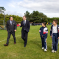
[14,30,16,32]
[18,23,21,26]
[58,37,59,39]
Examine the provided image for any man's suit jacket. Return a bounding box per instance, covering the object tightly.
[6,20,17,32]
[20,20,30,32]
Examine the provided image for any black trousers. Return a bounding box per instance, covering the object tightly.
[22,30,28,46]
[6,31,16,45]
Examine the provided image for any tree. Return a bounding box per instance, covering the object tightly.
[0,14,23,25]
[24,11,48,23]
[24,11,31,21]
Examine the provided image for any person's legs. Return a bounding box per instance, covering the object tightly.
[55,34,58,51]
[46,39,47,49]
[6,32,11,45]
[41,37,44,48]
[44,38,47,49]
[12,31,16,43]
[52,35,55,50]
[43,38,47,51]
[52,35,53,50]
[22,31,25,41]
[24,31,28,47]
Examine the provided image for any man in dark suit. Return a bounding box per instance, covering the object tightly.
[19,16,30,47]
[4,16,17,46]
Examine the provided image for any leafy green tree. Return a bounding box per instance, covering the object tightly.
[24,11,47,23]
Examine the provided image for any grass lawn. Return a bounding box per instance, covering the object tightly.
[0,25,59,59]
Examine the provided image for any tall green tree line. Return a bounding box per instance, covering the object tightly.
[25,11,59,23]
[0,11,59,25]
[0,14,22,25]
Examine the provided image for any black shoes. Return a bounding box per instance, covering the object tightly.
[24,44,26,47]
[4,44,8,46]
[4,42,16,46]
[14,42,16,44]
[24,45,26,47]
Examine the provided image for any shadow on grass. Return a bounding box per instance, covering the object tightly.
[29,40,42,48]
[47,45,52,51]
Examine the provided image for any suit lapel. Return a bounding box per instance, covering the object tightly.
[57,25,58,31]
[25,20,27,25]
[9,20,11,25]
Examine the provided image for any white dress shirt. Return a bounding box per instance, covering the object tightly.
[23,20,26,25]
[10,20,12,25]
[24,20,26,24]
[52,25,57,33]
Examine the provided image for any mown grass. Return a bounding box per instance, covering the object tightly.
[0,25,59,59]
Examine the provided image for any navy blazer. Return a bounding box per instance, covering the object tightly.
[39,27,48,38]
[50,25,59,37]
[20,20,30,32]
[6,20,17,32]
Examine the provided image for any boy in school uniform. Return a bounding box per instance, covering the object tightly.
[50,19,59,53]
[39,22,48,52]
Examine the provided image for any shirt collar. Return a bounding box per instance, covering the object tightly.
[25,20,26,22]
[10,20,13,22]
[53,25,57,27]
[24,20,26,22]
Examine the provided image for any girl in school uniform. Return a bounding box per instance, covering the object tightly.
[39,22,48,52]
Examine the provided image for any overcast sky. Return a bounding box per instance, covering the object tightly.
[0,0,59,18]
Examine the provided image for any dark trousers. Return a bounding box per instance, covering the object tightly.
[6,31,16,45]
[52,33,58,51]
[41,37,47,49]
[22,30,28,46]
[41,37,44,47]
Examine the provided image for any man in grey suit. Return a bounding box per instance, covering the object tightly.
[4,16,17,46]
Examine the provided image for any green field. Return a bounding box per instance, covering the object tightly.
[0,25,59,59]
